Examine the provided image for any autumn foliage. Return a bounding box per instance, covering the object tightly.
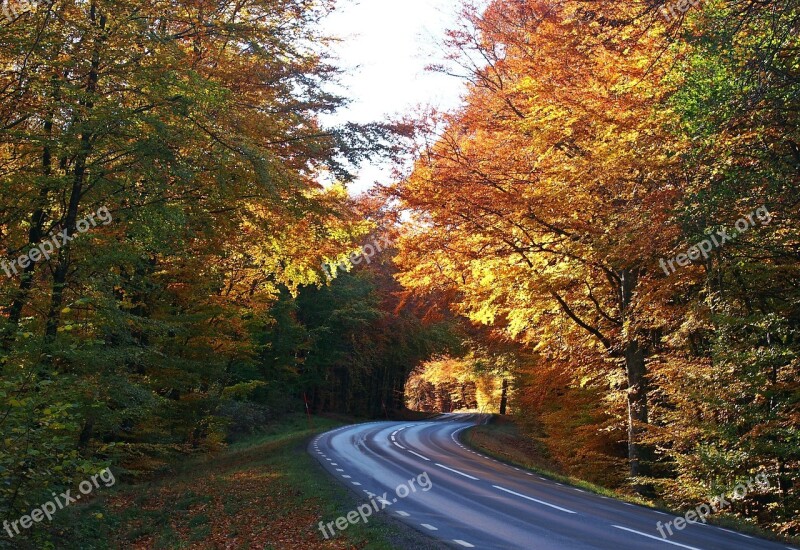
[0,0,797,544]
[394,0,799,535]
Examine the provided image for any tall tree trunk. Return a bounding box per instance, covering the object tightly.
[77,416,95,452]
[44,6,106,340]
[499,377,509,415]
[619,268,651,492]
[3,81,58,347]
[4,190,47,338]
[625,339,648,479]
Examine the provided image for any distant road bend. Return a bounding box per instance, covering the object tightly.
[311,413,795,550]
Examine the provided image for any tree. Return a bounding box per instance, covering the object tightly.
[395,0,682,487]
[0,0,385,524]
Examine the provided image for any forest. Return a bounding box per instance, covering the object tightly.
[0,0,798,546]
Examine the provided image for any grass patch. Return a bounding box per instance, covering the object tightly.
[7,414,444,550]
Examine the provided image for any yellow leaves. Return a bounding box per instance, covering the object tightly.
[394,0,692,367]
[471,303,498,326]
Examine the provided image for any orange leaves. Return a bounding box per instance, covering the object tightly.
[395,0,686,347]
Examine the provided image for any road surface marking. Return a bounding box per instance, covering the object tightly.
[436,463,479,480]
[331,463,337,466]
[421,524,438,531]
[392,442,407,450]
[653,510,670,516]
[335,469,344,472]
[718,527,753,539]
[492,485,576,514]
[454,540,475,547]
[396,511,410,517]
[351,482,361,486]
[409,450,431,461]
[611,526,703,550]
[574,488,586,493]
[342,475,351,479]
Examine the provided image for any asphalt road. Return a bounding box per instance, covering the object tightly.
[310,413,796,550]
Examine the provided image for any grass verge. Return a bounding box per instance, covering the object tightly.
[12,414,445,549]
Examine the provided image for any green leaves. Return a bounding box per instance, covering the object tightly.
[0,0,394,539]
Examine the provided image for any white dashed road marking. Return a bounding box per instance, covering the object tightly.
[454,540,475,548]
[421,524,438,531]
[408,450,431,461]
[717,527,754,539]
[611,526,703,550]
[435,463,479,480]
[492,485,576,514]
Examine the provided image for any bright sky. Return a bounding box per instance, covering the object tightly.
[319,0,474,195]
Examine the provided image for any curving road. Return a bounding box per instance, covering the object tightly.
[310,413,796,550]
